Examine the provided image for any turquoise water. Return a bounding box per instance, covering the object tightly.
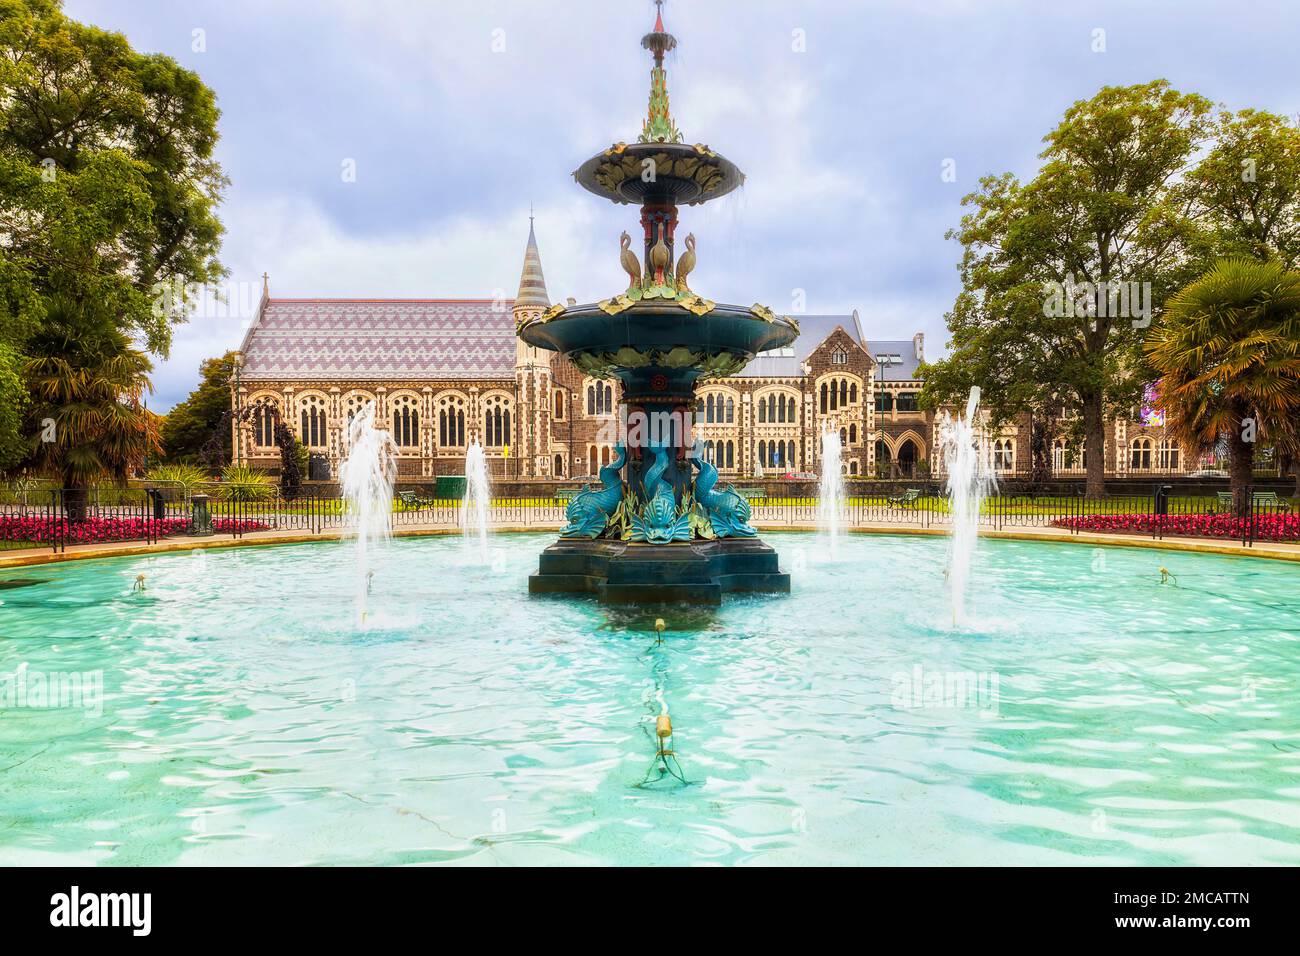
[1,532,1298,866]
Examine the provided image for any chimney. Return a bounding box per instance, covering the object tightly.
[913,332,925,362]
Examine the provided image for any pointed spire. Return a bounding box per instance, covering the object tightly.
[638,0,682,144]
[515,215,549,310]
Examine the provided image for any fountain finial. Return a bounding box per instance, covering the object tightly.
[638,0,682,144]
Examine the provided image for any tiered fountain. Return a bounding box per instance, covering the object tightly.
[522,4,799,604]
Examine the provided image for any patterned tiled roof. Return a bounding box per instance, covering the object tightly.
[239,299,517,381]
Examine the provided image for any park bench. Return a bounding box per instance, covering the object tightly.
[1214,490,1291,513]
[1251,491,1289,511]
[735,487,767,502]
[554,487,582,504]
[396,490,432,509]
[887,488,922,509]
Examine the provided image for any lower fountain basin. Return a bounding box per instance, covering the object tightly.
[529,537,790,605]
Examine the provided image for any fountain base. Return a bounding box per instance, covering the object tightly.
[529,538,790,605]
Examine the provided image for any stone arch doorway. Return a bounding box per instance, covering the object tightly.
[874,439,891,477]
[897,438,918,477]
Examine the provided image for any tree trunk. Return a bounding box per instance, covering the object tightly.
[1227,423,1255,515]
[1082,395,1107,497]
[61,477,88,524]
[1029,413,1053,489]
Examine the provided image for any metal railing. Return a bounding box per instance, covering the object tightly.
[2,487,1294,553]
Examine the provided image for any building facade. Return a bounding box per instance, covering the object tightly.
[232,224,1203,483]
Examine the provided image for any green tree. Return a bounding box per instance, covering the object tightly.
[921,81,1212,495]
[1187,109,1300,268]
[0,344,26,466]
[0,0,225,471]
[1145,259,1300,507]
[0,0,227,348]
[161,351,238,463]
[21,298,161,519]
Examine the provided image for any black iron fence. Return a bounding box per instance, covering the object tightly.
[778,487,1294,547]
[1,487,1293,554]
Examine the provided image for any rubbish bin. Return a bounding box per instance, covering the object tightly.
[1154,484,1173,516]
[435,475,467,500]
[145,487,166,520]
[308,453,331,481]
[190,494,213,536]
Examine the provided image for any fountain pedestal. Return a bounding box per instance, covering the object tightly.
[529,537,789,605]
[517,5,800,604]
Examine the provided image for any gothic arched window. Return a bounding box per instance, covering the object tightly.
[252,401,277,447]
[438,395,466,447]
[484,394,512,447]
[1130,437,1153,471]
[298,395,327,448]
[1158,438,1180,471]
[392,396,420,448]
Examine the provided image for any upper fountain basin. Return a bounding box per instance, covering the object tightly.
[573,142,745,206]
[519,300,798,379]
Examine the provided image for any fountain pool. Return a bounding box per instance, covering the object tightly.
[1,532,1298,865]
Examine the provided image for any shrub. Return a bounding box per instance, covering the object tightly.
[219,465,275,502]
[145,464,210,499]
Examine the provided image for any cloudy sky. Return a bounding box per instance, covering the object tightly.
[64,0,1300,410]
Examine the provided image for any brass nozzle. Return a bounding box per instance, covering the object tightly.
[656,714,672,740]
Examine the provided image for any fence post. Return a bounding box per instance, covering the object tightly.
[48,489,60,554]
[1245,484,1255,548]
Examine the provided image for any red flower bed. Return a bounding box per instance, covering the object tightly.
[1052,512,1300,541]
[0,515,270,545]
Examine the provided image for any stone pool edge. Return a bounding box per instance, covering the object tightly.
[2,523,1298,569]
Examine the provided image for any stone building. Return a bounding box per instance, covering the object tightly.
[232,222,1201,483]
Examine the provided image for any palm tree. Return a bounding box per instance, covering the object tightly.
[1145,258,1300,510]
[21,299,161,521]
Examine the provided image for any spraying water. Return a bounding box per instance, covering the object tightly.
[461,441,491,565]
[339,401,396,627]
[818,430,846,558]
[939,386,995,627]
